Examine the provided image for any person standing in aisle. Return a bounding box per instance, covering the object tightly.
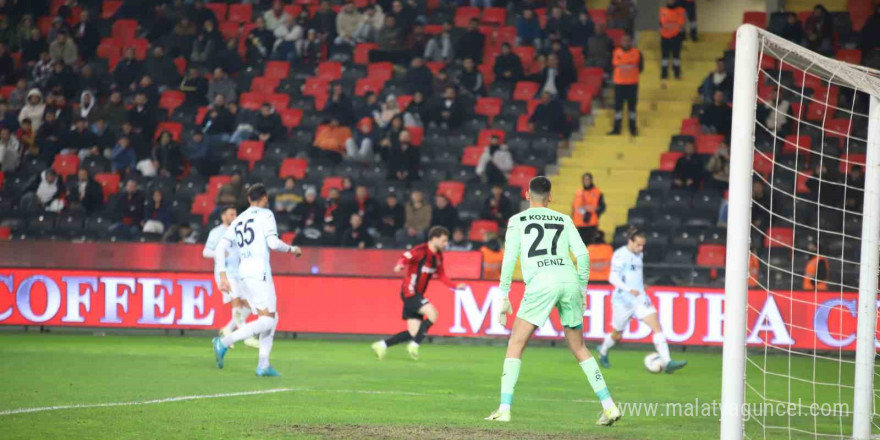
[608,33,642,136]
[659,0,686,80]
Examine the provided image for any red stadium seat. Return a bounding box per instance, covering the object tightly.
[367,62,394,82]
[764,227,794,248]
[696,244,726,267]
[839,153,866,174]
[495,26,516,45]
[112,19,137,43]
[534,8,547,27]
[407,126,423,146]
[93,173,121,201]
[513,81,539,101]
[478,129,505,147]
[191,194,215,224]
[659,152,683,172]
[355,78,384,96]
[0,171,3,191]
[825,118,852,142]
[574,73,602,96]
[606,28,624,46]
[516,114,532,133]
[155,122,183,140]
[279,108,303,129]
[396,94,413,111]
[238,140,265,170]
[468,220,499,241]
[228,3,253,23]
[782,134,811,160]
[424,24,443,34]
[264,61,291,80]
[569,47,585,69]
[478,64,494,86]
[280,231,297,244]
[475,97,502,120]
[742,11,767,28]
[317,61,343,81]
[126,39,147,60]
[353,43,377,65]
[102,0,121,19]
[454,6,481,27]
[461,146,485,166]
[753,152,774,177]
[206,3,228,21]
[425,61,446,75]
[321,176,344,197]
[512,46,535,69]
[37,17,53,36]
[796,170,812,193]
[508,165,537,192]
[173,57,187,75]
[265,93,290,110]
[279,158,308,179]
[792,70,823,90]
[220,21,240,40]
[836,49,862,65]
[195,106,209,125]
[696,134,724,154]
[302,77,330,97]
[97,39,121,60]
[481,7,506,25]
[207,175,232,198]
[525,99,541,115]
[158,90,185,116]
[284,4,303,17]
[52,154,79,178]
[577,67,604,83]
[589,9,607,26]
[805,101,828,121]
[239,92,264,110]
[567,83,594,105]
[681,118,700,136]
[250,76,279,94]
[0,226,9,240]
[436,181,465,206]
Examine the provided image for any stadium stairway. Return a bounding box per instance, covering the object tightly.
[549,31,730,239]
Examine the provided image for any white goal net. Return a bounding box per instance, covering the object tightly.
[720,25,880,440]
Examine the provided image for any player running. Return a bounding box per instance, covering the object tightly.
[211,184,302,377]
[485,177,621,426]
[596,226,687,373]
[203,205,258,349]
[371,226,466,361]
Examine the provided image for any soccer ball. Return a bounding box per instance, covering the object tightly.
[644,352,664,373]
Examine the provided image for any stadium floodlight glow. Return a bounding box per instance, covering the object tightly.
[721,24,880,440]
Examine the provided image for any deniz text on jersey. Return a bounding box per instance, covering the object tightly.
[537,258,565,267]
[526,214,565,222]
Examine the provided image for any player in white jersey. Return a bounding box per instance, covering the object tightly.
[596,226,686,373]
[212,184,302,377]
[203,206,259,349]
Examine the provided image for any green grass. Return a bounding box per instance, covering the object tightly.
[0,333,862,439]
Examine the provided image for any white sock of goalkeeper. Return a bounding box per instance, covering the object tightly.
[599,333,616,356]
[222,317,236,334]
[653,332,671,365]
[580,357,615,410]
[221,316,275,348]
[258,317,277,370]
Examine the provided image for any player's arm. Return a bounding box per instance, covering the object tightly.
[435,258,466,290]
[565,217,590,289]
[202,229,219,259]
[494,218,520,325]
[393,249,414,273]
[263,211,302,256]
[214,236,232,292]
[608,253,635,294]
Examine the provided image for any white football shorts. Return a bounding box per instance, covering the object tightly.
[611,292,657,332]
[239,277,277,314]
[216,275,243,304]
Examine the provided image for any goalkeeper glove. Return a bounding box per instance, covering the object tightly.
[494,293,513,326]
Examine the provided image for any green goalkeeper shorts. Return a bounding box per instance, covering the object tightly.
[516,282,584,329]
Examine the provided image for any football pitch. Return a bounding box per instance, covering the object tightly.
[0,332,855,439]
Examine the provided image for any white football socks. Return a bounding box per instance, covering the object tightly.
[222,316,275,348]
[599,334,616,356]
[258,317,277,370]
[653,332,671,365]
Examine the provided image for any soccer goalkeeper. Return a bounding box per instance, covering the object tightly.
[485,176,621,426]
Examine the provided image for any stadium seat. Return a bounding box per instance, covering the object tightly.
[155,122,183,140]
[264,61,291,80]
[128,39,149,60]
[97,39,121,60]
[568,47,585,70]
[195,106,209,125]
[606,28,624,46]
[191,194,215,224]
[317,61,343,81]
[321,176,344,197]
[512,47,535,69]
[206,3,228,21]
[112,19,137,43]
[93,173,121,201]
[355,78,384,96]
[353,43,377,65]
[52,154,79,178]
[396,94,413,111]
[407,126,424,146]
[454,6,480,27]
[475,97,502,122]
[265,93,290,110]
[436,181,465,206]
[239,91,264,110]
[589,8,607,25]
[481,7,507,25]
[839,153,866,173]
[158,90,185,117]
[782,134,811,159]
[227,3,253,23]
[742,11,767,28]
[207,175,232,198]
[279,108,303,129]
[303,77,330,97]
[0,225,10,240]
[469,219,499,241]
[696,134,724,154]
[765,226,794,248]
[238,140,265,171]
[825,118,852,142]
[250,76,279,94]
[367,62,394,82]
[659,152,683,172]
[102,0,121,18]
[279,158,308,179]
[681,118,700,136]
[173,57,187,75]
[516,115,533,133]
[477,129,505,147]
[461,146,485,166]
[696,244,726,267]
[508,165,537,192]
[513,81,539,102]
[219,21,240,40]
[835,49,861,65]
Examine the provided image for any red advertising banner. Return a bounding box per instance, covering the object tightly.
[1,268,877,350]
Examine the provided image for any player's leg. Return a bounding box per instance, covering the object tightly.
[641,311,687,373]
[598,300,633,367]
[372,295,423,359]
[218,276,237,340]
[660,38,671,79]
[212,279,278,371]
[608,85,625,135]
[229,277,259,349]
[407,302,438,360]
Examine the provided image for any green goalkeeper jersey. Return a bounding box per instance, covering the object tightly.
[498,206,590,296]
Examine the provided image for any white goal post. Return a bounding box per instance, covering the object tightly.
[721,24,880,440]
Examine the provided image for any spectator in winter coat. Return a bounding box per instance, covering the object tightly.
[110,136,137,173]
[455,18,484,62]
[22,169,66,212]
[698,58,733,103]
[386,130,419,182]
[66,167,103,213]
[335,3,362,47]
[585,23,614,72]
[430,194,458,232]
[516,9,543,49]
[423,22,454,62]
[476,135,514,186]
[18,88,45,131]
[263,0,292,32]
[206,67,236,104]
[0,126,21,172]
[145,46,182,89]
[672,141,704,190]
[493,43,524,84]
[48,32,77,66]
[345,117,375,162]
[113,47,144,91]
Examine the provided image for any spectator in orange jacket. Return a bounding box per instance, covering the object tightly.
[572,172,606,245]
[312,116,352,164]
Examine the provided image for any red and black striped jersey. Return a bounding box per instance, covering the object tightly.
[398,244,456,297]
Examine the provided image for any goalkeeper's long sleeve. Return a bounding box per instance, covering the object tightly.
[498,219,521,298]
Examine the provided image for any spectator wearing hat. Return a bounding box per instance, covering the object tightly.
[346,117,375,162]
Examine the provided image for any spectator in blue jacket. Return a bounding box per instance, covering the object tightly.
[516,9,544,50]
[110,136,137,173]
